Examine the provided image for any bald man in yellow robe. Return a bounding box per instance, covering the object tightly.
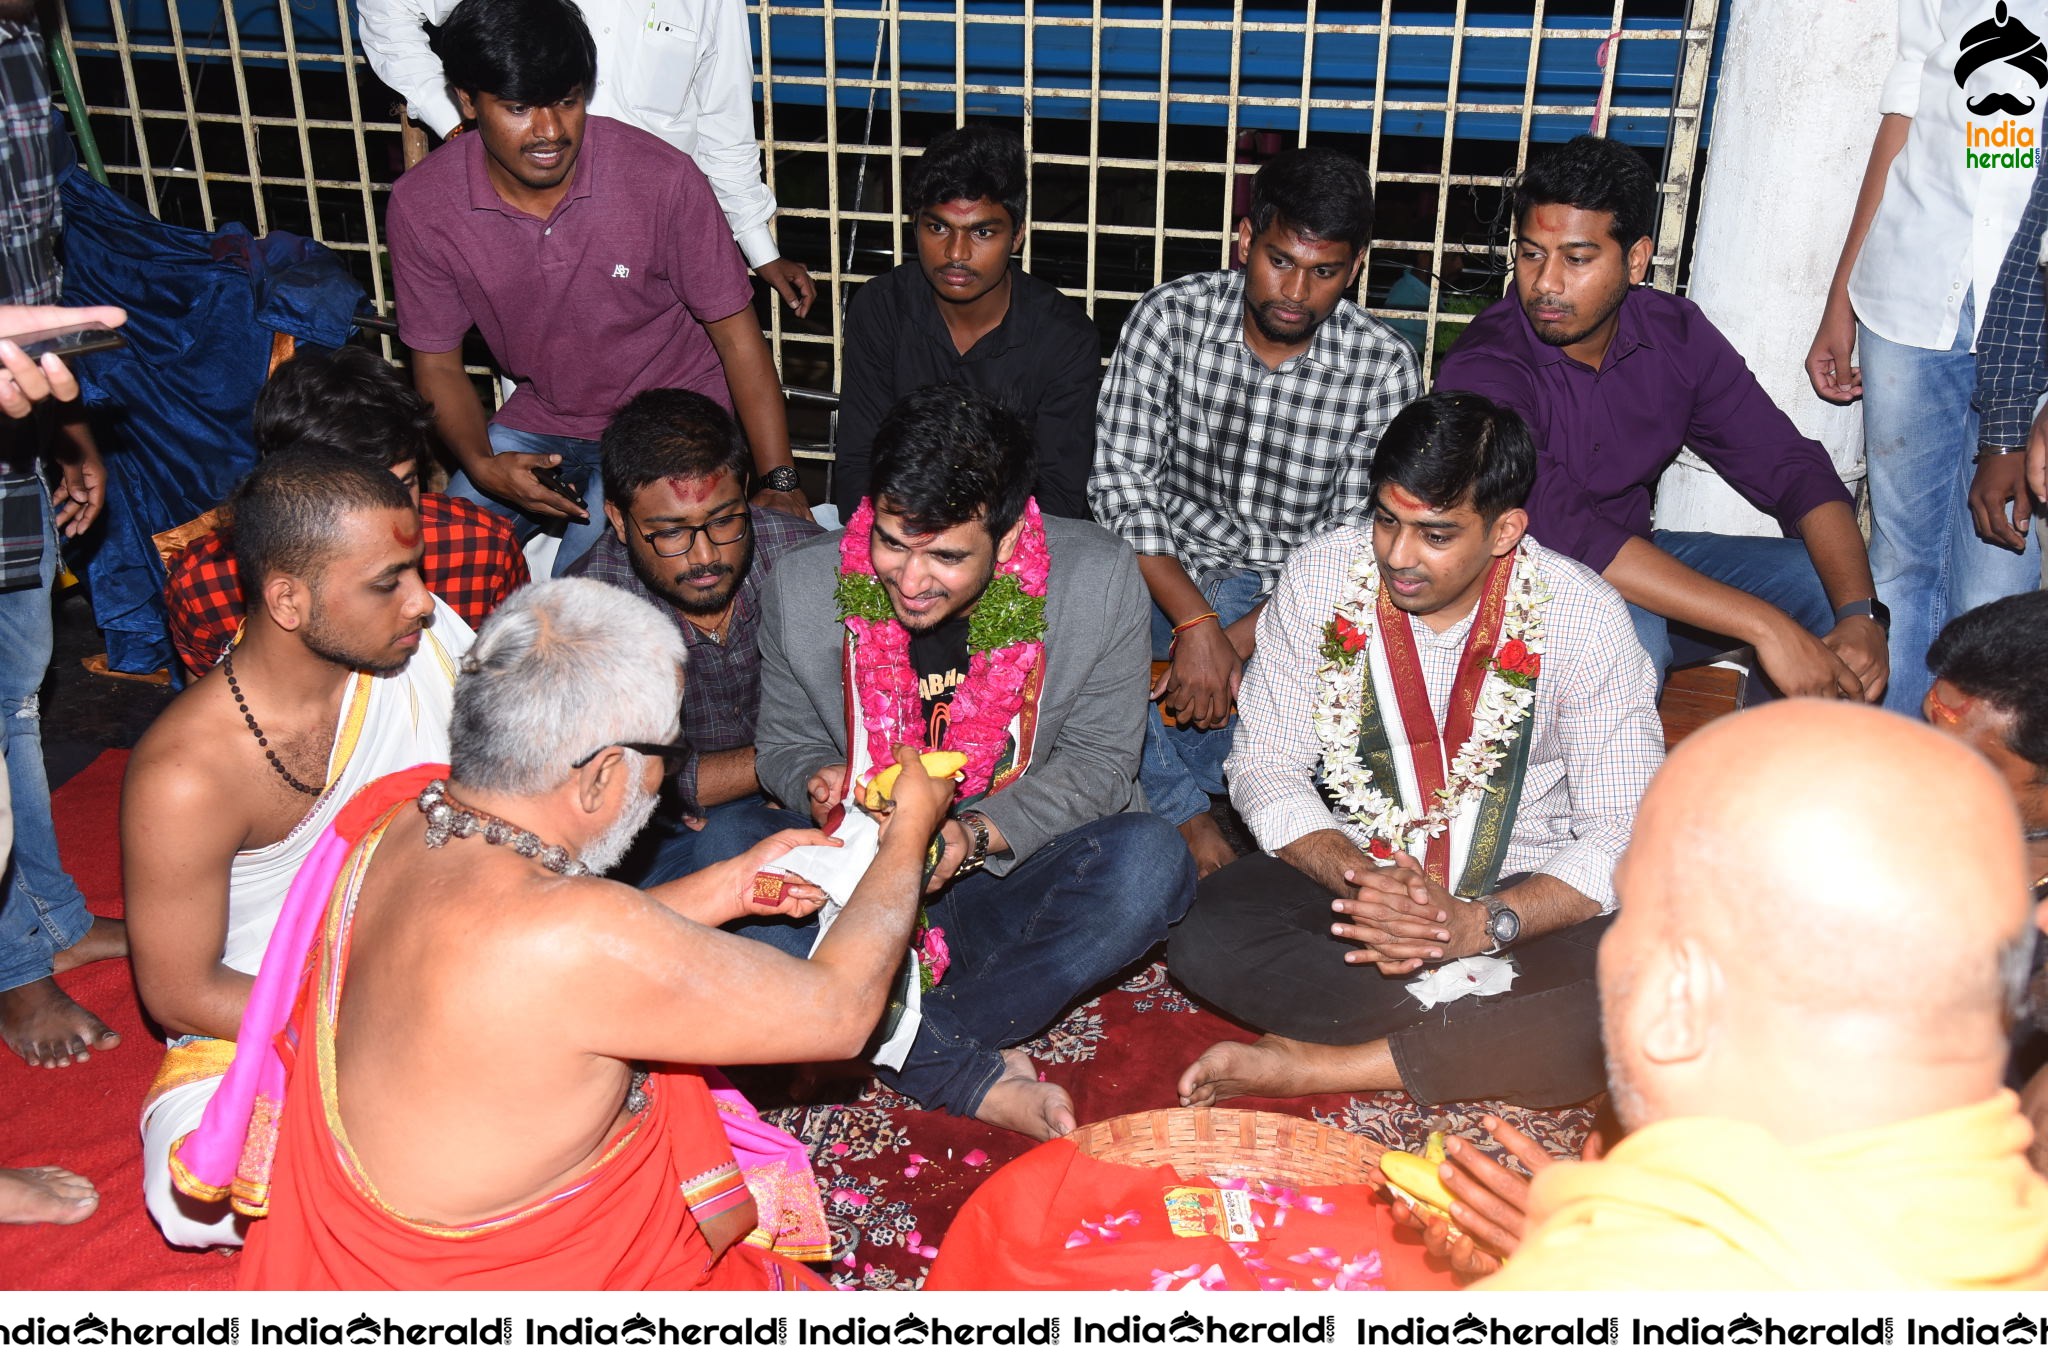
[1481,702,2048,1291]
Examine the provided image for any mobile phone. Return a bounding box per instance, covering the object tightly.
[1,326,126,361]
[532,461,588,511]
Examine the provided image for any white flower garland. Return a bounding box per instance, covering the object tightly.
[1313,546,1549,861]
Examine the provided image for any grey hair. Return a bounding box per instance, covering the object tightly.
[449,579,687,796]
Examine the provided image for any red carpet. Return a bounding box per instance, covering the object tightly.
[3,750,1591,1291]
[2,751,236,1290]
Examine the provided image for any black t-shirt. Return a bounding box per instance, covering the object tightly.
[908,617,971,749]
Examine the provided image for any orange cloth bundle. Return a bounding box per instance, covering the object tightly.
[927,1133,1458,1291]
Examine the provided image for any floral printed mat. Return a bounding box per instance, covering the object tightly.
[758,960,1595,1290]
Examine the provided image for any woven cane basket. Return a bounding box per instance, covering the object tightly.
[1067,1108,1385,1188]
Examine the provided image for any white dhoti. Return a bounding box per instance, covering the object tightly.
[140,607,468,1248]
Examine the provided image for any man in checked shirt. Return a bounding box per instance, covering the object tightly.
[1090,147,1422,876]
[564,387,822,883]
[163,347,528,679]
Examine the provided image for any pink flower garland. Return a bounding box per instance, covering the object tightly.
[840,498,1049,800]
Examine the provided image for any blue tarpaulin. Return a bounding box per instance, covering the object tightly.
[56,160,363,674]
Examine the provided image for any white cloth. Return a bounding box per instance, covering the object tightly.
[140,603,472,1248]
[1224,532,1663,912]
[355,0,781,266]
[1848,0,2046,349]
[765,805,921,1070]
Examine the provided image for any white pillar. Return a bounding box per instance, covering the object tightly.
[1655,0,1897,535]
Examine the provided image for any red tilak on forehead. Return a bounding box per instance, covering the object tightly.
[391,515,420,549]
[1380,484,1433,514]
[665,474,719,502]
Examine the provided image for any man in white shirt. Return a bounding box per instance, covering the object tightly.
[1807,0,2047,716]
[1171,392,1662,1109]
[358,0,815,315]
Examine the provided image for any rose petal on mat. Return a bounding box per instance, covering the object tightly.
[963,1149,990,1167]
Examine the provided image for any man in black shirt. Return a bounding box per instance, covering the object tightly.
[833,125,1102,522]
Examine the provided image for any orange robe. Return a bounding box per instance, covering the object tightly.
[1479,1093,2048,1291]
[235,790,824,1291]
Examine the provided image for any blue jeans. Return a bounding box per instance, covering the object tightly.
[0,484,90,993]
[627,795,809,887]
[1139,569,1265,827]
[443,425,607,576]
[1626,529,1835,691]
[735,812,1195,1116]
[1861,295,2043,716]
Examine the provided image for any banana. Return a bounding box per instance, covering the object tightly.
[1379,1149,1455,1221]
[1424,1130,1447,1164]
[861,751,970,809]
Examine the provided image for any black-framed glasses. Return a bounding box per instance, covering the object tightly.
[628,508,751,558]
[572,740,692,778]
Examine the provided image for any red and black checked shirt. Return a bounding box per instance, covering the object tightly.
[164,491,528,676]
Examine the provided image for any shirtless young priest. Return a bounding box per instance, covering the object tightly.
[123,449,472,1248]
[222,580,947,1289]
[1171,392,1662,1109]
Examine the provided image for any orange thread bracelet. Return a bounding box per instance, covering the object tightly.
[1172,610,1220,636]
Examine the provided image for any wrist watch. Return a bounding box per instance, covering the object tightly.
[1478,894,1520,956]
[760,464,802,494]
[1832,597,1891,633]
[954,810,993,878]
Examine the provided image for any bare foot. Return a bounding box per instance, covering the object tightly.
[973,1048,1077,1141]
[0,977,121,1067]
[1176,1033,1395,1106]
[0,1166,99,1225]
[52,916,127,975]
[1178,812,1238,878]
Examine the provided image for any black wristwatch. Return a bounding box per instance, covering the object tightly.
[1479,894,1520,956]
[1833,597,1890,633]
[760,464,802,494]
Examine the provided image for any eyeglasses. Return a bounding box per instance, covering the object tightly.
[572,740,692,778]
[628,509,751,558]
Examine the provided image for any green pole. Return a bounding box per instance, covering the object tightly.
[47,34,108,185]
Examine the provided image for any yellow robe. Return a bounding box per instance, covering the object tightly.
[1480,1091,2048,1291]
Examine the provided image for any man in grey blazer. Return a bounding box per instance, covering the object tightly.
[755,385,1195,1139]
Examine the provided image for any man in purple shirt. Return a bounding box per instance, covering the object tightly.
[387,0,807,576]
[565,388,820,883]
[1437,136,1889,701]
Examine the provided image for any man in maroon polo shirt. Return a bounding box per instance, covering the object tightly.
[386,0,807,576]
[1437,136,1888,704]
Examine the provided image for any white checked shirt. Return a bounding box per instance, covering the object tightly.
[1089,270,1421,593]
[1225,529,1663,911]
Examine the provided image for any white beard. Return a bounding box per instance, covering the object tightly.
[579,753,661,876]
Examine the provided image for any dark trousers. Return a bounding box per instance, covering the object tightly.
[1168,853,1608,1107]
[738,812,1196,1116]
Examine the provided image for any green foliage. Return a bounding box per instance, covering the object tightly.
[966,574,1047,654]
[836,570,894,623]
